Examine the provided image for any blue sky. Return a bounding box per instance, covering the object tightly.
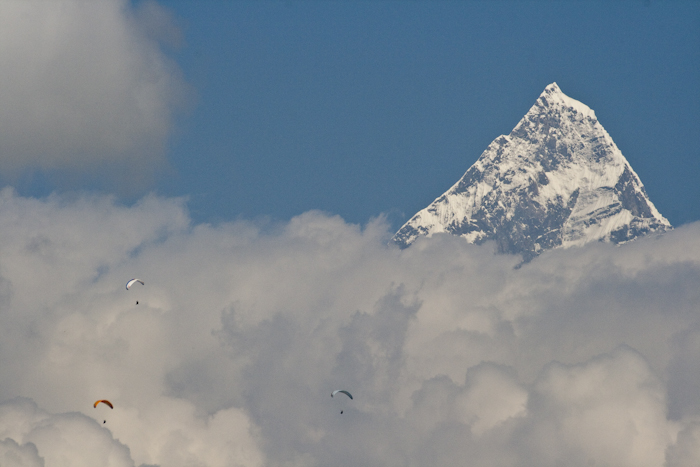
[11,0,700,230]
[160,0,700,228]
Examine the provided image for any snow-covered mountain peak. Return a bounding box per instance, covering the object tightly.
[393,83,671,261]
[538,82,596,120]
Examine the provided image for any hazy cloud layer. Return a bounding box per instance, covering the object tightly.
[0,0,186,190]
[0,190,698,466]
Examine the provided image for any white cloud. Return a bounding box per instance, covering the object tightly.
[521,347,675,467]
[0,191,699,465]
[667,422,700,467]
[0,398,134,467]
[0,0,187,190]
[0,437,43,467]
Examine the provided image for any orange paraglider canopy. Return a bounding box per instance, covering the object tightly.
[93,400,113,409]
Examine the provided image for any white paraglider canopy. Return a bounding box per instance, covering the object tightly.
[126,279,144,290]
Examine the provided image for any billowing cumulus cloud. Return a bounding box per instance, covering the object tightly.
[0,0,186,190]
[0,190,699,466]
[0,398,134,467]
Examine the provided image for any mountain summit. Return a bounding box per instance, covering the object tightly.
[393,83,671,261]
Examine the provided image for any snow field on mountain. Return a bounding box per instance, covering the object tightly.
[394,83,670,258]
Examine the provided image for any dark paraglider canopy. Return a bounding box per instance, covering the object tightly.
[332,390,352,415]
[331,390,353,400]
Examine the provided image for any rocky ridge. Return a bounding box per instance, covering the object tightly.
[393,83,671,261]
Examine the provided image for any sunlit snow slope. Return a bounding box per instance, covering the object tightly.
[393,83,671,261]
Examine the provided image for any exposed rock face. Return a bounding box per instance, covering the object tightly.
[393,83,671,262]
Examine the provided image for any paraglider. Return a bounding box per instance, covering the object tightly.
[331,390,353,400]
[332,390,353,414]
[94,400,113,424]
[126,279,144,290]
[126,279,144,304]
[126,279,145,290]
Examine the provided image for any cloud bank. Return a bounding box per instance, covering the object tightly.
[0,0,186,190]
[0,190,697,466]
